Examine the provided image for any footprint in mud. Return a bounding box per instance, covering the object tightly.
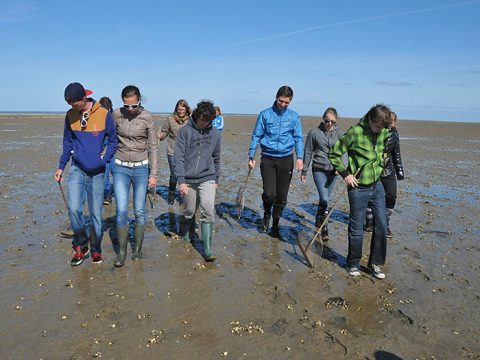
[271,319,288,335]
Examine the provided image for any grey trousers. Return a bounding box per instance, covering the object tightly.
[182,180,216,223]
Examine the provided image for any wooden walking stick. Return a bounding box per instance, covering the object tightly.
[235,167,252,219]
[236,150,257,219]
[297,168,361,268]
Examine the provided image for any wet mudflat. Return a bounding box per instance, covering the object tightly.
[0,114,479,360]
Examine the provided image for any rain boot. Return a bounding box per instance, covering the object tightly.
[178,216,192,241]
[167,182,176,205]
[270,217,280,238]
[114,226,129,267]
[365,207,374,232]
[201,222,216,262]
[386,208,394,238]
[261,213,271,233]
[132,224,145,260]
[320,209,329,242]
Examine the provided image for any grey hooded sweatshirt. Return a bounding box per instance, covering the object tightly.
[174,118,221,185]
[302,122,344,175]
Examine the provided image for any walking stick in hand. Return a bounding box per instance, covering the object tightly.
[58,180,69,213]
[235,167,252,219]
[297,168,361,268]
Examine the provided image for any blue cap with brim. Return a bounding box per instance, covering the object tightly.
[64,82,93,103]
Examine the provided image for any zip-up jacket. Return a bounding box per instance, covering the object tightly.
[302,122,344,176]
[174,118,221,185]
[212,115,224,131]
[158,114,188,156]
[248,102,303,160]
[113,107,159,179]
[329,117,389,186]
[58,100,117,175]
[382,128,404,180]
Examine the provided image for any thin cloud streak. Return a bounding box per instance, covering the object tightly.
[212,0,480,49]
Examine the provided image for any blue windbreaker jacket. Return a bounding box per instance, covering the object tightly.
[248,102,304,160]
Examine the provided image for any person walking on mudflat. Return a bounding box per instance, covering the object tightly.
[174,100,221,261]
[55,82,118,266]
[248,85,304,237]
[328,104,391,279]
[301,107,344,241]
[157,99,191,205]
[112,85,159,267]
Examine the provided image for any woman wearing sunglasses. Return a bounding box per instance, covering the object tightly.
[112,85,159,267]
[300,107,344,241]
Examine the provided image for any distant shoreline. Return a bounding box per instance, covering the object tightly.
[0,111,478,124]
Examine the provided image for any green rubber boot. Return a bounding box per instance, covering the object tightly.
[132,224,145,260]
[114,226,129,267]
[201,222,216,262]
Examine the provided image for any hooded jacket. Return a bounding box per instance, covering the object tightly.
[329,117,389,186]
[112,107,159,178]
[174,118,221,185]
[302,122,344,175]
[58,100,117,175]
[248,102,303,160]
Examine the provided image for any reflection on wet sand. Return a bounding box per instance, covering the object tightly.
[0,114,479,359]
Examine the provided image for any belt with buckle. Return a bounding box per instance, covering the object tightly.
[115,159,149,167]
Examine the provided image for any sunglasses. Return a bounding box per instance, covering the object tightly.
[123,102,141,110]
[80,112,89,128]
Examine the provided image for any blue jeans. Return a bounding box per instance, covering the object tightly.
[68,165,104,252]
[104,156,115,200]
[113,164,149,226]
[312,169,337,206]
[347,181,387,267]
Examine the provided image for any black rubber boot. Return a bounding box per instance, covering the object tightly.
[201,222,216,262]
[320,209,329,241]
[167,182,176,205]
[261,213,270,233]
[270,217,280,238]
[386,208,394,238]
[365,207,374,232]
[178,216,192,241]
[132,224,145,260]
[114,226,129,267]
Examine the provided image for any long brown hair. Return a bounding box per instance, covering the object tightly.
[174,99,192,117]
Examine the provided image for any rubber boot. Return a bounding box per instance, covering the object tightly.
[179,216,192,241]
[386,208,394,238]
[114,226,129,267]
[132,224,145,260]
[365,207,374,232]
[201,222,216,262]
[167,182,176,205]
[270,217,280,238]
[320,209,329,242]
[261,213,271,233]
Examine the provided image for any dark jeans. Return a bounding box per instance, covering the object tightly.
[260,155,293,219]
[167,154,176,188]
[347,181,387,267]
[381,175,397,209]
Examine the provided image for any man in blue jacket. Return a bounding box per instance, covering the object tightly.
[54,82,117,266]
[248,85,304,236]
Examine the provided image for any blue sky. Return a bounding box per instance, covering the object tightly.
[1,0,479,122]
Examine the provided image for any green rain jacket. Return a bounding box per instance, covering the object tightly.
[329,117,389,186]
